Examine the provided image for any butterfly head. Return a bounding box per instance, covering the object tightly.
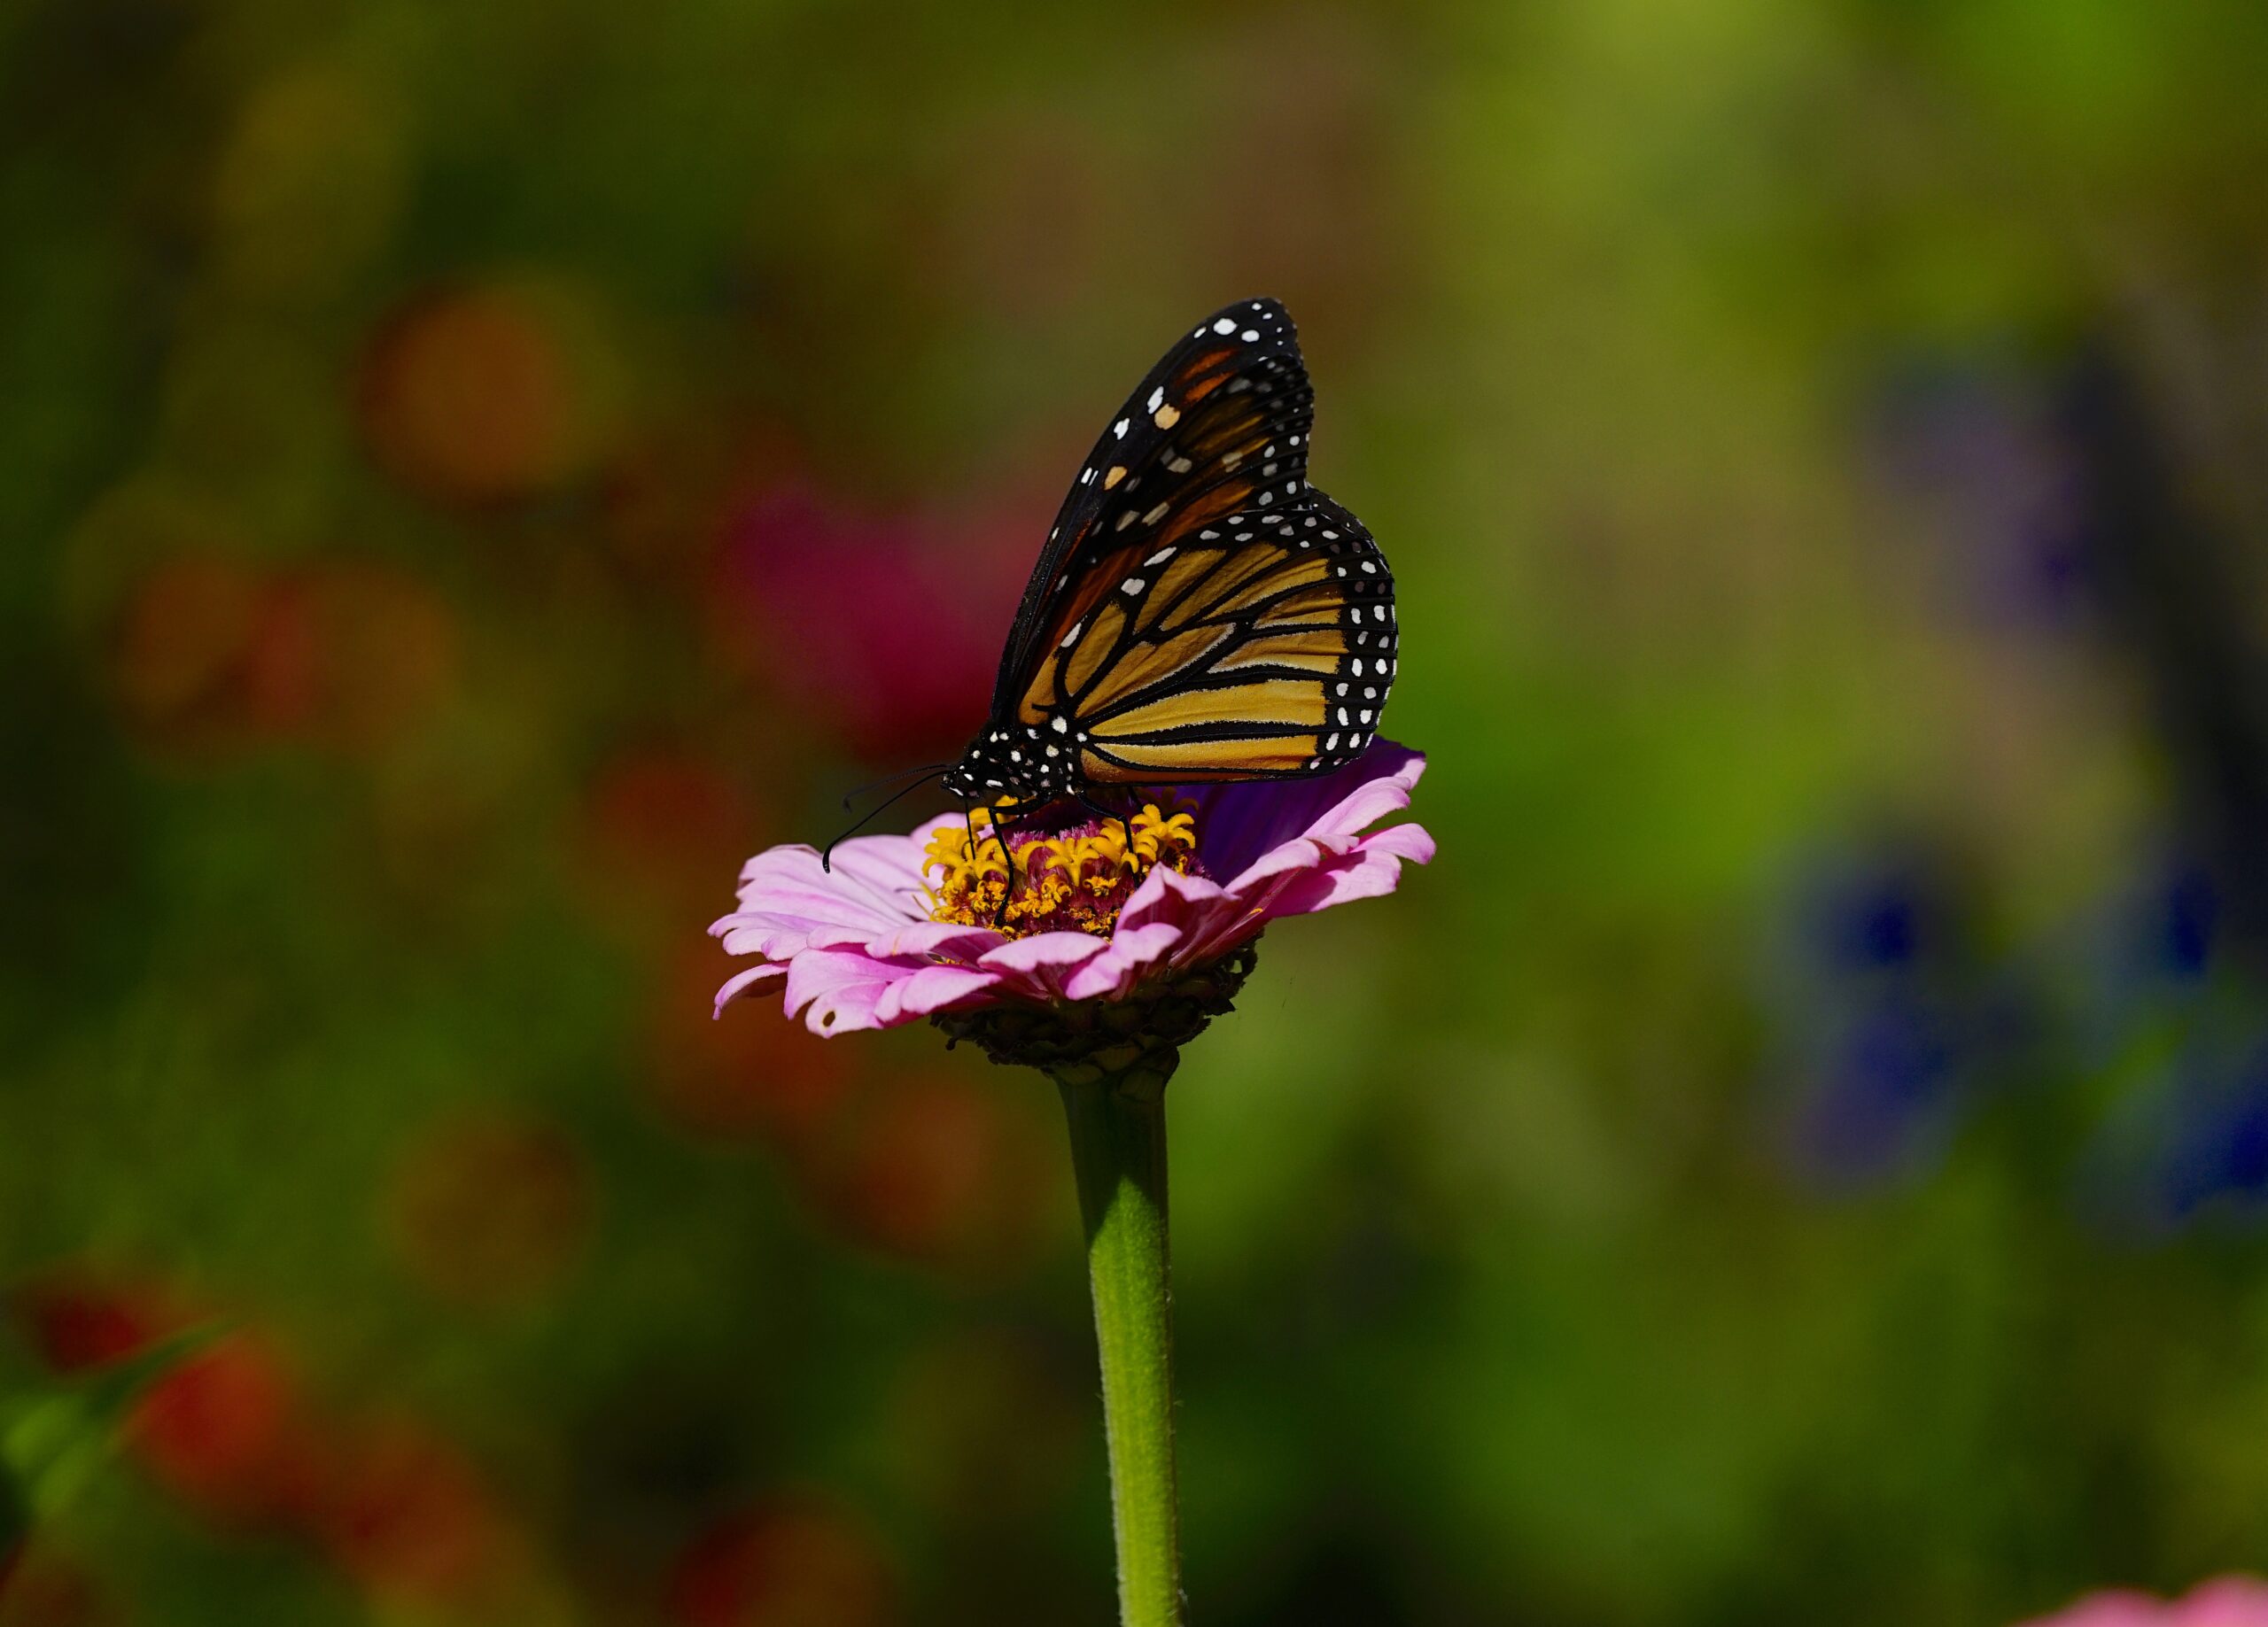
[940,717,1084,808]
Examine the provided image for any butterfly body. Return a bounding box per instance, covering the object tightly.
[939,298,1397,810]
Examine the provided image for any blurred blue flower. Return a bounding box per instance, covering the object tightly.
[1788,991,1963,1183]
[1764,844,2024,1189]
[1867,358,2096,633]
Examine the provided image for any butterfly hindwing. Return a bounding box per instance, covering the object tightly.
[1040,489,1398,784]
[991,298,1316,715]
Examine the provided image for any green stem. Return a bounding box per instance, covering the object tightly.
[1058,1061,1184,1627]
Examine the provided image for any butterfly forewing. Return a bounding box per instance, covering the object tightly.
[992,298,1316,713]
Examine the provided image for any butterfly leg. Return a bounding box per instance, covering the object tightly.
[975,801,1023,928]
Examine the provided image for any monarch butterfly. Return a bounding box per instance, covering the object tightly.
[946,298,1397,808]
[826,298,1398,864]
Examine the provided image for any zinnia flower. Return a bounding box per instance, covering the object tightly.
[710,740,1432,1075]
[707,737,1430,1627]
[2022,1578,2268,1627]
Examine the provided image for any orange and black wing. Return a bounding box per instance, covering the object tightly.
[991,298,1316,717]
[1029,489,1398,783]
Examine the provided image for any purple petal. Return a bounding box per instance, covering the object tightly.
[1184,740,1425,881]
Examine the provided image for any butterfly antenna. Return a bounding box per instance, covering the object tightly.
[819,769,947,872]
[839,762,952,813]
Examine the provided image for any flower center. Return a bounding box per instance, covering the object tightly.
[922,800,1201,941]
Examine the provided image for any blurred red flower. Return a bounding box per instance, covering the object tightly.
[10,1271,177,1375]
[299,1420,515,1606]
[0,1548,113,1626]
[664,1496,896,1627]
[12,1270,309,1528]
[131,1332,307,1529]
[110,554,455,759]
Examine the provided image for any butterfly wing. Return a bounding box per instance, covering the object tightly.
[1036,488,1398,783]
[991,298,1316,716]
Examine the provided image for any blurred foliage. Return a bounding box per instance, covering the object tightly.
[7,0,2268,1622]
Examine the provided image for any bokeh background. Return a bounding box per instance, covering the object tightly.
[8,0,2268,1622]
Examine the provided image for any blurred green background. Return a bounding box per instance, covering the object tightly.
[8,0,2268,1622]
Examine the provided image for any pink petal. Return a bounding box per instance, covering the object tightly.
[712,739,1432,1034]
[730,833,931,929]
[865,919,1006,962]
[874,964,1001,1024]
[712,962,786,1016]
[1362,822,1439,865]
[2179,1578,2268,1626]
[782,947,919,1035]
[1121,865,1265,977]
[978,932,1114,974]
[1301,755,1426,844]
[1118,862,1230,934]
[979,931,1115,1001]
[2019,1592,2170,1627]
[1062,922,1184,1003]
[809,828,934,898]
[1256,845,1419,920]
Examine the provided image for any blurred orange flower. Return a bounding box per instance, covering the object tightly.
[577,747,761,937]
[816,1072,1055,1274]
[644,943,851,1148]
[358,279,626,507]
[384,1109,594,1309]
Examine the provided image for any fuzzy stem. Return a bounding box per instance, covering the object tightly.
[1058,1060,1184,1627]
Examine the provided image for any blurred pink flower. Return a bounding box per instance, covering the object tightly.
[2023,1579,2268,1627]
[711,487,1022,762]
[710,741,1431,1034]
